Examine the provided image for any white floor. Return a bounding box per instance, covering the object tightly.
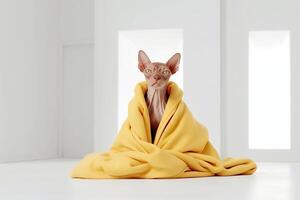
[0,159,299,200]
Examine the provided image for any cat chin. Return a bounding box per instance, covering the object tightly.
[152,85,167,90]
[153,87,161,90]
[147,82,166,89]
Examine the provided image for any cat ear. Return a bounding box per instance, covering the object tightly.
[166,53,181,74]
[138,50,151,72]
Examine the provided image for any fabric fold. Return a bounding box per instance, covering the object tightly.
[70,81,257,179]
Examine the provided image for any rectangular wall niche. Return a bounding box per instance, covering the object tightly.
[248,30,291,149]
[118,29,183,131]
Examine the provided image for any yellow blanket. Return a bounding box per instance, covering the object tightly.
[70,81,256,179]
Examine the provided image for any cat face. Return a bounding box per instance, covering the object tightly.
[138,50,181,89]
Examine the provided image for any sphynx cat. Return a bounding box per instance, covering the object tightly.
[138,50,181,144]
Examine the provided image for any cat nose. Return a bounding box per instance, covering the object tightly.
[153,74,160,80]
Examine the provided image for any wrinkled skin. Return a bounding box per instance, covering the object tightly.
[138,50,181,143]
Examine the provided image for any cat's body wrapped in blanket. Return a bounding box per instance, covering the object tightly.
[70,81,256,179]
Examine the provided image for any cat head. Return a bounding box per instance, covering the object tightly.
[138,50,181,89]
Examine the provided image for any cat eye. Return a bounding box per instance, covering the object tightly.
[162,70,170,75]
[144,69,152,73]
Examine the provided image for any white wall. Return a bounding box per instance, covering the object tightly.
[60,0,95,157]
[60,0,94,43]
[0,0,95,161]
[94,0,221,153]
[62,45,94,158]
[4,0,297,162]
[0,0,60,162]
[222,0,300,161]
